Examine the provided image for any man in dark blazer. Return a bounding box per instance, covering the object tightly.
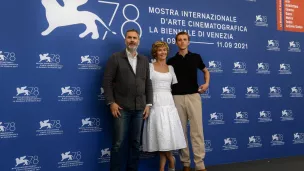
[103,29,153,171]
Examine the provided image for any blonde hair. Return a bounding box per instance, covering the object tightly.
[151,41,169,59]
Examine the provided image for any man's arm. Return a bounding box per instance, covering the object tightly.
[202,67,210,85]
[198,67,210,93]
[103,54,117,105]
[143,58,153,119]
[145,58,153,105]
[197,54,210,93]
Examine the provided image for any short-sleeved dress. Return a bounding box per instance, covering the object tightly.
[142,63,187,152]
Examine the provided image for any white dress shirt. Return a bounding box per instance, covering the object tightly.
[126,49,138,74]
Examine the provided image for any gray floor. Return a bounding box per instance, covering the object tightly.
[178,156,304,171]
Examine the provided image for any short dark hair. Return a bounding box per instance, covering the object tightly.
[175,31,190,41]
[125,29,140,38]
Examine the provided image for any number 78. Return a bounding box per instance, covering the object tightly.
[98,1,142,40]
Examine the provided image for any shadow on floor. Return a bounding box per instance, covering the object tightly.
[177,156,304,171]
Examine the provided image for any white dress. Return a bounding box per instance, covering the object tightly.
[142,63,187,152]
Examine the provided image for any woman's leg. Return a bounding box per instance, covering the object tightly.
[165,151,175,169]
[159,152,167,171]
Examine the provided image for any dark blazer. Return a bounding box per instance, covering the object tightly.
[103,50,153,110]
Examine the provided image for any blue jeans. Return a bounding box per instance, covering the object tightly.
[110,109,143,171]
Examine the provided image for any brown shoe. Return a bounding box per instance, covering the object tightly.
[183,166,191,171]
[197,169,207,171]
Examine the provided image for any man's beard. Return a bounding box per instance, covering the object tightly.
[127,44,138,52]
